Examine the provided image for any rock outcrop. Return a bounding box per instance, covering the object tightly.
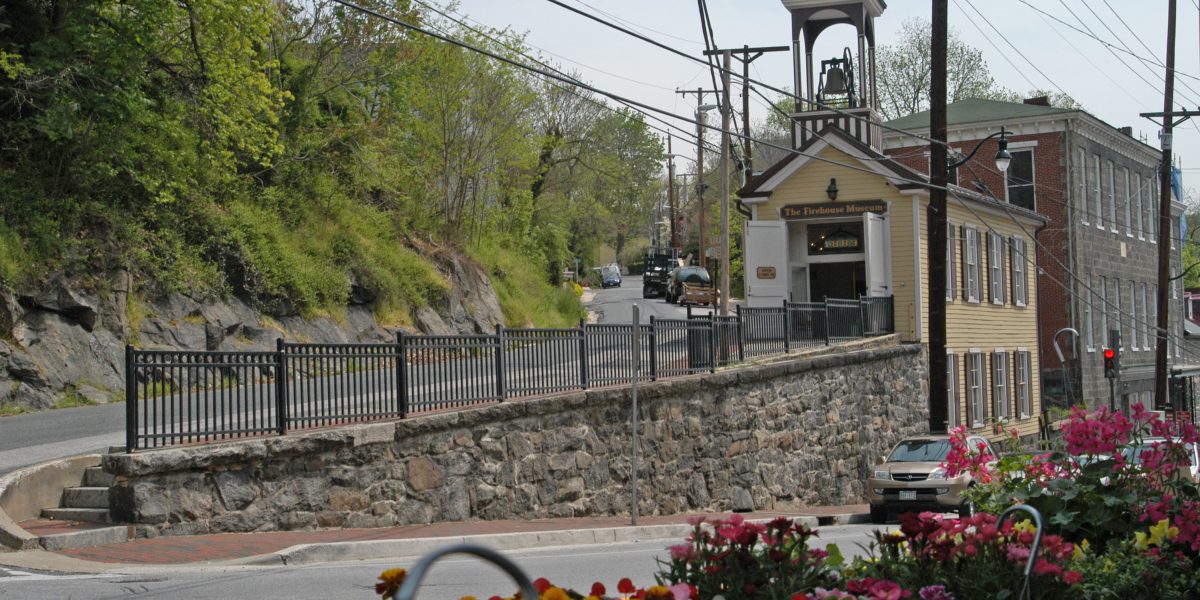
[0,251,506,412]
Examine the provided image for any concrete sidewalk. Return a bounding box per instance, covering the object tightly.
[0,505,870,572]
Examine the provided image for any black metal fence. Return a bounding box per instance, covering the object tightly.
[125,296,894,451]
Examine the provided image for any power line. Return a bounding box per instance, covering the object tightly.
[959,0,1075,101]
[950,0,1040,91]
[1025,6,1144,105]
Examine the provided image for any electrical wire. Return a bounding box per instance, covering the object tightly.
[332,0,1200,360]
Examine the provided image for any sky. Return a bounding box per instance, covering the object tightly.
[445,0,1200,187]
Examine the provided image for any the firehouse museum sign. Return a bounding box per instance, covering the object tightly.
[780,200,886,220]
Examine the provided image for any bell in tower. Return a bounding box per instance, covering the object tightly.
[781,0,885,149]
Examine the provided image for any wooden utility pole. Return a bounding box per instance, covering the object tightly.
[928,0,949,432]
[1154,0,1179,409]
[667,134,679,251]
[719,50,732,316]
[677,88,714,267]
[703,45,788,175]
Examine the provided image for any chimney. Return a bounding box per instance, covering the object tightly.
[1023,96,1051,107]
[1118,126,1133,137]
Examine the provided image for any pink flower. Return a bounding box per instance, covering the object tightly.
[1063,571,1084,585]
[668,583,692,600]
[918,585,954,600]
[685,514,706,526]
[667,544,694,561]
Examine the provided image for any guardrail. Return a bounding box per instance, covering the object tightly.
[125,295,894,451]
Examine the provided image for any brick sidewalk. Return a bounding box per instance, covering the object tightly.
[49,506,868,565]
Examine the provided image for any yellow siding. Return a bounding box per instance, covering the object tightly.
[749,143,1043,439]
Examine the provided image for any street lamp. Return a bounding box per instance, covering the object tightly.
[947,128,1011,173]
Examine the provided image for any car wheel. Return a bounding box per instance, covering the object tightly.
[958,499,975,518]
[869,504,887,524]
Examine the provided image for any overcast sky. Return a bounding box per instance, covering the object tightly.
[448,0,1200,185]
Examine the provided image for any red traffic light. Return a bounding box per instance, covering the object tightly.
[1103,348,1115,359]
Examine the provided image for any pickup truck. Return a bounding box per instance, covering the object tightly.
[666,266,718,306]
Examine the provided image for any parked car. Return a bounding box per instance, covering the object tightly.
[601,266,622,288]
[866,434,997,524]
[665,266,716,306]
[1123,437,1199,482]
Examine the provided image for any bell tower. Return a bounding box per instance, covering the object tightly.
[781,0,886,149]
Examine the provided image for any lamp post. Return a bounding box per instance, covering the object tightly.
[929,127,1011,432]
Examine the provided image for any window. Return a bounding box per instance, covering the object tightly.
[1107,161,1118,232]
[1130,283,1138,351]
[1079,149,1090,224]
[966,351,985,427]
[1094,155,1104,229]
[992,351,1011,421]
[1085,275,1095,352]
[1141,283,1150,351]
[963,225,981,303]
[1149,178,1158,242]
[1136,173,1145,239]
[1099,276,1108,344]
[1010,237,1027,306]
[1151,284,1158,350]
[1115,278,1124,350]
[947,352,960,428]
[1006,150,1035,210]
[988,231,1006,304]
[1124,168,1133,237]
[1014,350,1032,419]
[946,221,956,301]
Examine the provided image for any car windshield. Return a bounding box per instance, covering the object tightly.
[602,267,619,278]
[678,267,711,283]
[1122,440,1197,466]
[887,439,951,462]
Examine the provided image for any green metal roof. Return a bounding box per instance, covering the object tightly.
[884,98,1078,130]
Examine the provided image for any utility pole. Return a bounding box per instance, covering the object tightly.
[667,134,679,251]
[927,0,949,432]
[1154,0,1179,409]
[677,88,714,268]
[719,50,732,316]
[703,45,788,175]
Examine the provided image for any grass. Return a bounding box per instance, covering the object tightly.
[0,404,28,417]
[53,387,97,409]
[471,240,585,328]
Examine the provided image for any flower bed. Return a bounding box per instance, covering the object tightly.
[375,405,1199,599]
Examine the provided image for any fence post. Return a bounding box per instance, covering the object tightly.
[396,331,409,418]
[824,297,832,346]
[125,344,137,453]
[736,305,745,362]
[275,338,288,435]
[782,299,791,353]
[495,324,507,401]
[648,316,658,381]
[579,318,589,390]
[709,311,716,373]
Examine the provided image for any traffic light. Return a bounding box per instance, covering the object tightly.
[1103,347,1120,379]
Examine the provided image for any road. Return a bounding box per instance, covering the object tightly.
[0,285,712,475]
[0,524,890,599]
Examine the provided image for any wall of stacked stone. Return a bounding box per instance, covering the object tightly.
[103,343,929,538]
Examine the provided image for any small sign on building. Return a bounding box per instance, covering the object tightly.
[756,266,777,279]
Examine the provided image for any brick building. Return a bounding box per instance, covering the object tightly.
[882,98,1185,410]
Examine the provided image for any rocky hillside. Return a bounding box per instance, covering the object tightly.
[0,252,507,414]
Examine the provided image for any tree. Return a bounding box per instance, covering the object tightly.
[876,18,1010,121]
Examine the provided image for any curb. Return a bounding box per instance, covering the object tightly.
[255,517,824,566]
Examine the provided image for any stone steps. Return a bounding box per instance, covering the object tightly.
[36,525,128,552]
[32,456,121,548]
[40,507,111,524]
[84,466,116,487]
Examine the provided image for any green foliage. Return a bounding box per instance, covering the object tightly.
[53,388,97,410]
[0,1,662,324]
[471,239,584,328]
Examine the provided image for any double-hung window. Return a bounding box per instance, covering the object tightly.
[1107,161,1118,233]
[1006,150,1035,210]
[963,225,981,303]
[1014,350,1032,419]
[1130,283,1139,351]
[1149,178,1158,242]
[1124,168,1133,237]
[1099,277,1109,344]
[947,352,960,428]
[1136,173,1145,239]
[1115,278,1124,350]
[1010,237,1027,306]
[1141,283,1150,350]
[1094,155,1104,229]
[992,350,1011,421]
[1085,275,1095,352]
[1079,149,1090,225]
[988,231,1006,304]
[966,351,985,427]
[1150,284,1158,350]
[946,222,956,301]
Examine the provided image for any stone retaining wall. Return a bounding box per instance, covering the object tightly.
[104,342,929,537]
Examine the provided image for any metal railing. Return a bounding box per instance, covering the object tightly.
[125,296,894,451]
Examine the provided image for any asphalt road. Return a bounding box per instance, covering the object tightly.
[588,283,695,324]
[0,524,890,599]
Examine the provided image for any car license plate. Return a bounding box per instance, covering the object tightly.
[899,490,917,501]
